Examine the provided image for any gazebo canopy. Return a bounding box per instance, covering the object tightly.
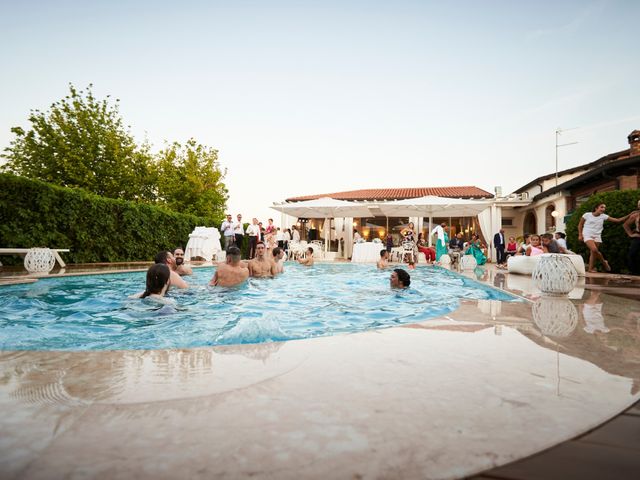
[373,196,491,218]
[270,197,373,218]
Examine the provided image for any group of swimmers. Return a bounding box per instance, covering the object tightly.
[137,239,413,299]
[135,242,319,298]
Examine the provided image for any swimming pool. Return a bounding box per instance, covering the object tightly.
[0,264,519,350]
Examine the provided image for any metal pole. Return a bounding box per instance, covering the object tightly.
[555,129,559,187]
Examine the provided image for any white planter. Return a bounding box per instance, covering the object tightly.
[24,248,55,274]
[531,254,578,295]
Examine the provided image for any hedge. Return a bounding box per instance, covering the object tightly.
[0,173,219,264]
[565,189,640,273]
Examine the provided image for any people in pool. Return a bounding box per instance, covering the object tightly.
[155,251,188,288]
[298,247,315,266]
[131,264,171,299]
[248,242,277,278]
[377,249,389,269]
[173,247,193,276]
[210,246,249,287]
[272,246,286,274]
[390,268,410,289]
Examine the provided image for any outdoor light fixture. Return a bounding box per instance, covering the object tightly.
[551,210,560,218]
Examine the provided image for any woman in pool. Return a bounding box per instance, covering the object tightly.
[465,234,487,265]
[578,203,631,273]
[134,264,171,299]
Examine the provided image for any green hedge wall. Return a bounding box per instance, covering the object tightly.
[0,173,218,264]
[565,189,640,273]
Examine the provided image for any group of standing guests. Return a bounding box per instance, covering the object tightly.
[220,213,301,260]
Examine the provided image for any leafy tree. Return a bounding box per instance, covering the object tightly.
[1,84,157,201]
[156,139,228,221]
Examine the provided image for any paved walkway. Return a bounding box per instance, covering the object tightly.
[470,400,640,479]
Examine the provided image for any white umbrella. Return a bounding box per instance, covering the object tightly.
[270,197,374,218]
[374,195,491,218]
[271,198,374,257]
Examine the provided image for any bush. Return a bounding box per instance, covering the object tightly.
[0,173,218,264]
[565,189,640,273]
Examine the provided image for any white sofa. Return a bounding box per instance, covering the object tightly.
[507,253,586,276]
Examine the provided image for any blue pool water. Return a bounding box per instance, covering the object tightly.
[0,264,518,351]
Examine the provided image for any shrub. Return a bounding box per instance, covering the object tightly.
[565,189,640,273]
[0,173,218,265]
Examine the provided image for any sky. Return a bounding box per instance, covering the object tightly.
[1,0,639,224]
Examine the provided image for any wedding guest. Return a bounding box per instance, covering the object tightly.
[578,203,631,272]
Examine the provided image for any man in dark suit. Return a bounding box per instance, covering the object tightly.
[494,229,506,265]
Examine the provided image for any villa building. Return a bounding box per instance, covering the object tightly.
[276,130,640,260]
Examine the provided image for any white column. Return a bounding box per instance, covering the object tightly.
[345,217,354,259]
[428,217,433,247]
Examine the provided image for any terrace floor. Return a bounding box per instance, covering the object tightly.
[0,261,639,479]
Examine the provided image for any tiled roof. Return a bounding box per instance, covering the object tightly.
[285,186,493,202]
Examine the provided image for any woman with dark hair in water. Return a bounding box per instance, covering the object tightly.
[139,264,171,298]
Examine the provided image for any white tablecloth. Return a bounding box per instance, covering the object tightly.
[185,227,222,261]
[351,242,386,263]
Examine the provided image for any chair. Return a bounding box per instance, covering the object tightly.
[401,241,415,263]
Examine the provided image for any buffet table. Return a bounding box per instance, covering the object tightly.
[351,242,386,263]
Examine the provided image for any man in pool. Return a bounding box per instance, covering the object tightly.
[173,247,193,276]
[272,246,285,274]
[209,246,249,287]
[154,251,189,289]
[298,247,314,266]
[377,249,389,269]
[390,268,410,289]
[248,242,277,277]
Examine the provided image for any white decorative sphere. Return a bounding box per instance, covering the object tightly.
[24,248,55,274]
[461,254,477,270]
[532,254,578,295]
[439,254,451,265]
[532,297,578,337]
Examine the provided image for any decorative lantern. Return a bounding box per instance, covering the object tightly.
[532,254,578,295]
[24,248,55,274]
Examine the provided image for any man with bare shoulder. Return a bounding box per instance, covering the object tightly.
[173,247,193,276]
[377,249,389,269]
[209,246,249,287]
[155,251,189,289]
[272,246,285,274]
[298,247,314,266]
[248,242,277,278]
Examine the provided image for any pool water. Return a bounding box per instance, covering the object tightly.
[0,264,518,351]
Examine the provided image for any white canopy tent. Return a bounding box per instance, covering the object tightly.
[271,197,374,219]
[373,195,491,218]
[271,198,374,257]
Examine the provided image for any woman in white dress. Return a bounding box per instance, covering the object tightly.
[578,203,631,273]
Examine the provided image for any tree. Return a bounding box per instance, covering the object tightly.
[1,84,157,201]
[156,139,228,220]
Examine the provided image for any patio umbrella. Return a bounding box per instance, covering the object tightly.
[373,195,491,218]
[270,197,374,218]
[271,198,374,255]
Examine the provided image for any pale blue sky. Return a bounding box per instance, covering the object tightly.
[1,0,639,222]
